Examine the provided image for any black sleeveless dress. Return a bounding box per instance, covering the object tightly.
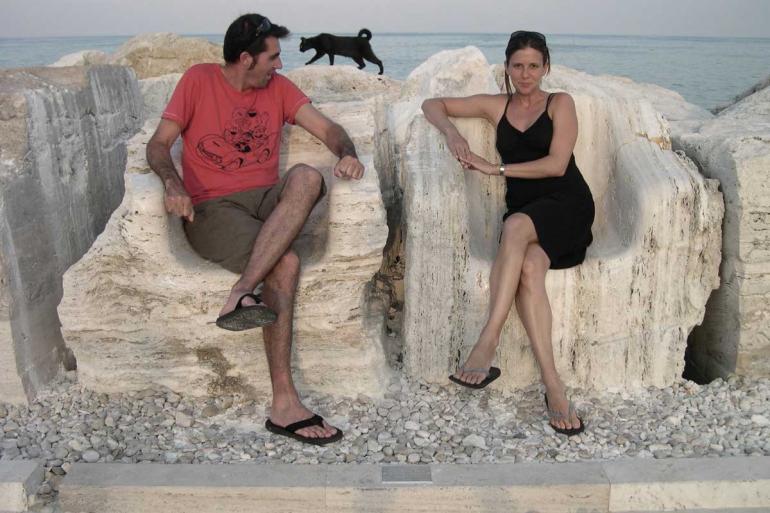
[496,93,595,269]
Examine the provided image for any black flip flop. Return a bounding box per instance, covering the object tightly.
[544,394,585,436]
[449,366,501,389]
[215,293,277,331]
[265,414,343,446]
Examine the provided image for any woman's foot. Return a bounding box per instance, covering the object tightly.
[452,339,499,386]
[544,384,583,432]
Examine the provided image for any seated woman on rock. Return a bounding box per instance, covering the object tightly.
[421,31,594,436]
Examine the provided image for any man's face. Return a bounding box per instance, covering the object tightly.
[246,36,283,88]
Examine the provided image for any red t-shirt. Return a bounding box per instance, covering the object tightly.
[162,63,310,204]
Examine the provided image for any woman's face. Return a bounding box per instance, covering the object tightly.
[506,47,548,95]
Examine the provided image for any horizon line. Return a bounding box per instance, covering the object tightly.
[2,31,770,41]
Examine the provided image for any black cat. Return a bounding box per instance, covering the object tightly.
[299,29,384,75]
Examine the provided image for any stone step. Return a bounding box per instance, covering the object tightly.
[606,456,770,512]
[0,460,43,512]
[58,456,770,513]
[616,506,770,513]
[624,510,770,512]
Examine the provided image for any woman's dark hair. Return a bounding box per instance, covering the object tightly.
[504,31,551,95]
[223,14,290,64]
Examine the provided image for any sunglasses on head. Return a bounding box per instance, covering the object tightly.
[250,17,272,40]
[509,30,546,43]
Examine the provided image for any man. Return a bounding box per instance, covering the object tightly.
[146,13,362,445]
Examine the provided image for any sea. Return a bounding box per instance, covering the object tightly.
[1,33,769,110]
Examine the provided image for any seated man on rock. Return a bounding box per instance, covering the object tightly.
[146,13,363,445]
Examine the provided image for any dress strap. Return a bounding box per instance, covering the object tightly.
[545,92,555,108]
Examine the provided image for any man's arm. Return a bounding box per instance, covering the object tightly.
[146,119,195,221]
[293,104,364,180]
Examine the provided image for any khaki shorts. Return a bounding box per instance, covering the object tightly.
[184,168,326,274]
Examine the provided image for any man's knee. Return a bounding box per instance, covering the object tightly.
[286,164,323,193]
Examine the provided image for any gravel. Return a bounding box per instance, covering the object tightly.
[2,372,769,511]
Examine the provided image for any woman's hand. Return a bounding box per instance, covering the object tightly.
[458,152,496,175]
[446,131,472,168]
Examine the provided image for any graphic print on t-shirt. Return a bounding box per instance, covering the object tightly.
[195,107,278,172]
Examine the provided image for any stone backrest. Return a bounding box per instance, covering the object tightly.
[59,68,399,398]
[397,48,724,391]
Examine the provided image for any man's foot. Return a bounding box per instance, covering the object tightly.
[268,403,340,441]
[544,385,583,434]
[219,287,258,317]
[216,290,276,331]
[452,339,498,386]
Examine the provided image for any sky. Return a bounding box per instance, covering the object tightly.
[2,0,769,38]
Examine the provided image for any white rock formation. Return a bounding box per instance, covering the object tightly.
[712,74,770,114]
[398,48,724,391]
[59,68,392,398]
[544,65,714,137]
[50,50,109,67]
[50,34,222,80]
[58,48,726,398]
[675,84,770,380]
[110,33,222,79]
[0,66,142,403]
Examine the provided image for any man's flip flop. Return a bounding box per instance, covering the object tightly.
[544,394,586,436]
[448,366,501,389]
[265,414,343,446]
[215,293,277,331]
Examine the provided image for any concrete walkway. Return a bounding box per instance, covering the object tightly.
[54,456,770,513]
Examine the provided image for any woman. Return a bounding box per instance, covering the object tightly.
[421,31,594,436]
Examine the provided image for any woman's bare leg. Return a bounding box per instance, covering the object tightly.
[454,214,538,385]
[516,243,580,430]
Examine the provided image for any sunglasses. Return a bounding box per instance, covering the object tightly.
[509,30,546,43]
[251,17,272,41]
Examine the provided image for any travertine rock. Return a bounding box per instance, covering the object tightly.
[712,74,770,114]
[398,48,723,391]
[138,73,182,120]
[0,66,142,403]
[50,50,109,67]
[59,68,392,397]
[675,84,770,380]
[57,49,727,398]
[543,65,714,137]
[49,34,220,80]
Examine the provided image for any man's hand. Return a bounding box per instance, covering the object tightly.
[334,155,365,180]
[164,179,194,222]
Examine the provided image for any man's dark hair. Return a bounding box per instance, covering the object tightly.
[223,14,290,63]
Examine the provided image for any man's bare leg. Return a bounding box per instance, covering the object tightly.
[515,243,580,431]
[260,250,337,439]
[219,164,324,316]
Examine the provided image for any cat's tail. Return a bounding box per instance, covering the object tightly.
[358,28,373,40]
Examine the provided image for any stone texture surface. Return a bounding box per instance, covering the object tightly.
[675,83,770,381]
[0,460,43,512]
[0,66,142,403]
[59,68,392,398]
[49,50,108,67]
[713,74,770,114]
[51,34,223,80]
[398,48,724,391]
[110,33,222,79]
[138,73,181,121]
[537,64,714,139]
